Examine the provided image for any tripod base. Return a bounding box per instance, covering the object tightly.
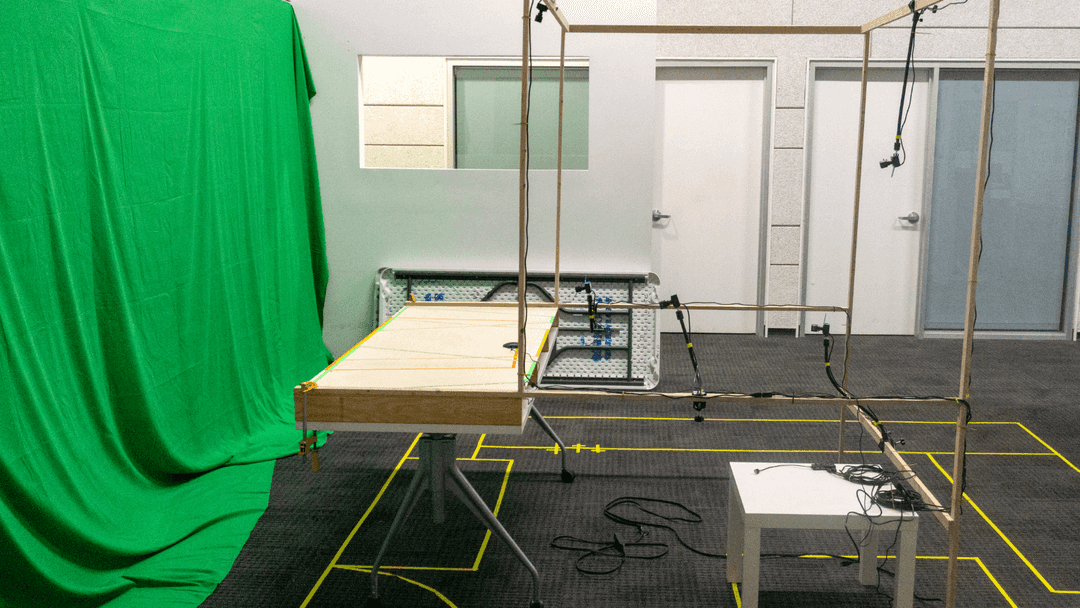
[368,434,543,607]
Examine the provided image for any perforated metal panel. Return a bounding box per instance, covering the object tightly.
[376,268,660,389]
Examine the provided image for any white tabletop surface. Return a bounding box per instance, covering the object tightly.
[730,462,917,522]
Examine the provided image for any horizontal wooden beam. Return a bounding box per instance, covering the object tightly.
[543,0,569,32]
[844,403,953,529]
[567,24,862,35]
[862,0,946,33]
[299,385,966,408]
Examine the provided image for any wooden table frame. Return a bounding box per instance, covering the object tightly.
[297,2,999,607]
[506,2,997,607]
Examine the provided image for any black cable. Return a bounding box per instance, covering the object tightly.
[555,489,945,603]
[552,496,868,575]
[817,325,901,454]
[897,27,920,168]
[881,3,924,170]
[679,303,705,396]
[603,497,724,558]
[750,465,944,604]
[830,466,942,603]
[895,7,923,168]
[929,0,968,13]
[550,531,668,575]
[522,3,534,339]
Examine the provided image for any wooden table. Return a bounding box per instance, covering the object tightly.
[295,304,562,608]
[727,462,919,608]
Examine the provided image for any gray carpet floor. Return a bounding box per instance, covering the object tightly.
[202,333,1080,608]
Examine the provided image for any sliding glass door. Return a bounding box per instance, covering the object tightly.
[923,69,1080,333]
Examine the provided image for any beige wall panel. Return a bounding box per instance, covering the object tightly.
[794,0,1080,29]
[767,264,800,327]
[871,27,985,58]
[770,226,801,265]
[658,32,866,58]
[792,0,926,27]
[561,0,653,25]
[658,36,865,106]
[364,106,445,146]
[658,34,760,60]
[872,27,1080,59]
[361,56,445,105]
[773,107,806,148]
[776,56,811,108]
[365,145,446,169]
[659,0,792,27]
[997,28,1080,58]
[774,56,809,109]
[770,148,805,227]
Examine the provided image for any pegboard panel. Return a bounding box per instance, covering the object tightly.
[376,268,660,389]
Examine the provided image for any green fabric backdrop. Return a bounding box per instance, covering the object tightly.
[0,1,330,605]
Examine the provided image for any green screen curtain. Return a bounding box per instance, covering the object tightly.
[0,1,331,606]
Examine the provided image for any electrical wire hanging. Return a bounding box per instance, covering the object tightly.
[516,1,540,367]
[881,2,926,171]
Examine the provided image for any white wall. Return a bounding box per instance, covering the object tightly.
[294,0,1080,353]
[292,0,658,355]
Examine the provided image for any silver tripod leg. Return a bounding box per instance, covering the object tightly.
[446,462,543,607]
[369,458,428,601]
[529,404,574,483]
[366,434,544,607]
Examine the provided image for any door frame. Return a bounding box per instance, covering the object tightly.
[802,59,1080,340]
[654,58,775,336]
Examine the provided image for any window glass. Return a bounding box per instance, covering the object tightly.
[923,69,1079,331]
[454,66,588,169]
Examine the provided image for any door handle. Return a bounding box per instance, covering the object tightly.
[652,210,671,222]
[899,212,920,224]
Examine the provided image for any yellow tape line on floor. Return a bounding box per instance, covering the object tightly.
[302,418,1069,606]
[300,433,423,608]
[926,453,1080,595]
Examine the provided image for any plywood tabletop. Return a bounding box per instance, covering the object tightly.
[295,304,557,434]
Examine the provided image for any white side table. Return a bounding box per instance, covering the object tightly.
[727,462,919,608]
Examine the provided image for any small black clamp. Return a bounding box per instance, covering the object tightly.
[692,400,707,423]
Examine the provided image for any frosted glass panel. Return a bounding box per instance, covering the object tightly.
[454,67,588,169]
[924,70,1078,331]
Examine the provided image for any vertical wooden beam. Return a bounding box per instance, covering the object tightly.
[518,0,531,393]
[555,29,565,308]
[950,2,1000,607]
[841,31,871,392]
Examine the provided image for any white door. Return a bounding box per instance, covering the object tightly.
[803,67,930,335]
[652,66,767,334]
